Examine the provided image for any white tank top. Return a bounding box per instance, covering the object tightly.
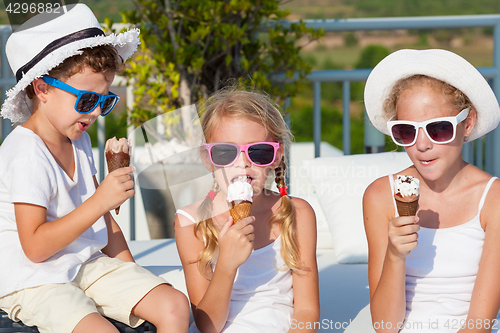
[389,175,499,333]
[177,209,294,333]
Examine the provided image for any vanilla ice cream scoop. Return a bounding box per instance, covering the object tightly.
[227,180,253,203]
[394,175,419,197]
[394,175,419,216]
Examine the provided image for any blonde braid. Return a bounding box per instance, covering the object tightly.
[193,176,221,279]
[271,157,304,271]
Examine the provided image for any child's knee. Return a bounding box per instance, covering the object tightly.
[134,284,190,326]
[155,286,191,328]
[163,286,190,320]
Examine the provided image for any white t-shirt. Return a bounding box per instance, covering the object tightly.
[0,126,108,298]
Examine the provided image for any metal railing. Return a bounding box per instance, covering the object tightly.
[3,15,500,165]
[0,26,15,137]
[2,14,500,239]
[287,15,500,177]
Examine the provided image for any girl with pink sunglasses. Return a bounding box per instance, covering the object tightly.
[363,49,500,332]
[174,87,320,332]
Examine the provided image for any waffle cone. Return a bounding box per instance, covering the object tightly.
[105,151,130,215]
[229,201,252,224]
[395,195,419,216]
[105,151,130,172]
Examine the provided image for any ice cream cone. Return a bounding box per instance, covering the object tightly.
[229,201,252,224]
[394,175,420,217]
[105,137,132,215]
[395,195,419,216]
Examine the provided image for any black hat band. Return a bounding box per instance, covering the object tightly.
[16,27,105,82]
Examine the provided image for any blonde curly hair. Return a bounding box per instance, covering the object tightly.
[383,74,474,119]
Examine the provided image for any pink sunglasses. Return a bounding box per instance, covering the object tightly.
[203,142,280,167]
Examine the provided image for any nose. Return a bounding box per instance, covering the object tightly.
[233,150,251,168]
[415,127,432,151]
[89,104,102,118]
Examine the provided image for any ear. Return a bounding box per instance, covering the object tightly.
[32,77,50,102]
[200,146,214,172]
[272,144,285,169]
[464,108,477,137]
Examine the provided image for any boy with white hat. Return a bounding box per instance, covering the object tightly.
[0,4,189,333]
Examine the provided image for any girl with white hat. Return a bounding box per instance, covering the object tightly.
[0,4,189,333]
[363,49,500,332]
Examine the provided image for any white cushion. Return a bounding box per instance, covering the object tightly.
[288,142,342,250]
[304,152,412,263]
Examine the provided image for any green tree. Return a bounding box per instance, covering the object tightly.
[351,44,390,101]
[110,0,323,126]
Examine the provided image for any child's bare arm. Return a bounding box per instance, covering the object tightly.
[93,175,134,262]
[101,211,134,262]
[289,197,320,333]
[364,177,419,332]
[14,166,135,263]
[459,180,500,333]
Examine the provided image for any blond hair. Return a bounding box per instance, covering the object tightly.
[383,75,474,119]
[194,86,303,279]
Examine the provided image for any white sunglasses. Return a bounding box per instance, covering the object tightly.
[387,108,470,147]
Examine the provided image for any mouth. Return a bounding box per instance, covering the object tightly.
[78,121,90,131]
[420,159,436,165]
[230,175,253,184]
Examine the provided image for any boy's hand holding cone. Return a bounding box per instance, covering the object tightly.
[105,137,132,214]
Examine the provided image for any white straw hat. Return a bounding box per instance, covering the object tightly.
[1,3,140,124]
[364,49,500,141]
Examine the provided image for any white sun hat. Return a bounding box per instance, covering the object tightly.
[364,49,500,141]
[1,3,140,124]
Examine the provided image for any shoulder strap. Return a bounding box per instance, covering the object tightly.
[388,174,398,216]
[176,209,196,226]
[478,176,498,212]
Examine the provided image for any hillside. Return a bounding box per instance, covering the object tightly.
[0,0,497,153]
[1,0,499,26]
[281,0,500,20]
[0,0,135,26]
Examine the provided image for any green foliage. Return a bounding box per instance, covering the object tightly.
[290,44,393,153]
[342,0,500,17]
[81,0,135,22]
[87,111,128,147]
[344,32,358,47]
[290,104,365,154]
[320,58,343,102]
[113,0,324,126]
[1,0,499,25]
[355,45,390,69]
[351,45,390,102]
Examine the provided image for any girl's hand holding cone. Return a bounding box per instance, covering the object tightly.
[387,216,420,260]
[217,215,255,271]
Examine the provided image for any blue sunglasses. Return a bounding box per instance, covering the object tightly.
[41,75,119,116]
